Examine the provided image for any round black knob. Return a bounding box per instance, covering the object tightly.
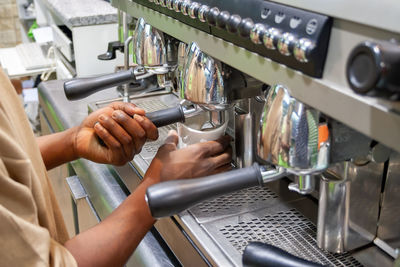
[346,40,400,95]
[226,14,241,33]
[216,11,230,29]
[206,7,220,26]
[238,18,254,38]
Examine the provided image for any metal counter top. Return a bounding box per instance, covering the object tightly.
[39,0,118,28]
[38,80,175,267]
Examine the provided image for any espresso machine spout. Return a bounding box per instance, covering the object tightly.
[64,17,174,101]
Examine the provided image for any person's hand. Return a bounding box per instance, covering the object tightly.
[144,130,232,183]
[73,102,158,165]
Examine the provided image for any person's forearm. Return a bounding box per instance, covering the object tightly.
[64,176,158,267]
[37,127,78,170]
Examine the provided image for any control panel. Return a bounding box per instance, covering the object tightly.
[132,0,332,78]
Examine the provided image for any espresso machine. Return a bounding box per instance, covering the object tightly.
[66,0,400,266]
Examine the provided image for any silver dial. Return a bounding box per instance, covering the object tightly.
[159,0,167,7]
[188,2,200,19]
[173,0,182,12]
[166,0,173,9]
[294,38,315,63]
[263,27,281,50]
[180,0,191,15]
[250,23,266,45]
[277,32,296,56]
[198,5,210,22]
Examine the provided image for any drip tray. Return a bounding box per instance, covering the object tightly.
[197,186,363,266]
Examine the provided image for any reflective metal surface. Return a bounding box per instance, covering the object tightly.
[176,42,187,91]
[181,42,230,111]
[257,84,330,175]
[288,175,315,195]
[263,27,281,50]
[294,38,315,63]
[377,152,400,258]
[235,105,254,168]
[133,17,166,67]
[317,161,384,253]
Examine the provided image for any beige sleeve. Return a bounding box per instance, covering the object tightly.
[0,162,77,267]
[0,201,77,267]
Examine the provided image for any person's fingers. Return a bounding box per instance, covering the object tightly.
[134,114,159,141]
[94,123,124,163]
[210,147,233,169]
[109,101,145,116]
[158,130,178,153]
[210,163,232,175]
[164,130,179,145]
[199,135,232,157]
[98,113,135,158]
[111,110,147,154]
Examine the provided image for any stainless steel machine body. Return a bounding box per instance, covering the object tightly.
[97,0,400,266]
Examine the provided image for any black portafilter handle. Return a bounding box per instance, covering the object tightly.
[64,69,135,100]
[95,106,185,147]
[145,163,263,218]
[146,106,185,128]
[243,242,323,267]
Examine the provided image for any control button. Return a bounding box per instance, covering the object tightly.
[263,27,281,50]
[250,23,266,45]
[173,0,182,12]
[275,12,286,24]
[290,17,302,29]
[306,19,318,35]
[166,0,173,9]
[278,32,296,56]
[346,40,400,95]
[206,7,220,26]
[198,5,210,22]
[261,8,271,19]
[216,11,230,29]
[180,0,191,15]
[238,18,254,38]
[188,2,201,19]
[294,38,315,63]
[226,14,241,33]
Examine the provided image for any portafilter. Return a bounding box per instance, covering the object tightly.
[125,41,261,129]
[145,84,331,218]
[64,18,175,101]
[142,41,263,129]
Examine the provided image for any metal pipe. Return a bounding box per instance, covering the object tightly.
[123,36,134,102]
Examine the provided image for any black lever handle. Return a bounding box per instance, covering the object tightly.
[146,106,185,128]
[243,242,324,267]
[95,106,186,147]
[64,69,135,100]
[98,41,124,60]
[145,163,263,218]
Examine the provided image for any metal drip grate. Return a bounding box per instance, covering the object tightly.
[135,99,171,113]
[219,209,362,267]
[195,187,277,213]
[189,186,280,224]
